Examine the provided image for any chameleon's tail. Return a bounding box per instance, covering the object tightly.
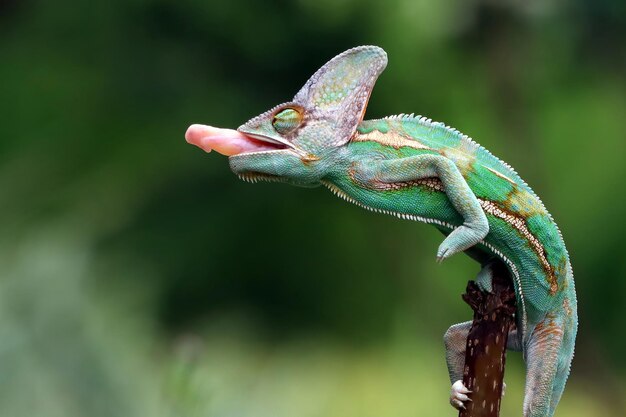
[523,289,577,417]
[548,289,578,416]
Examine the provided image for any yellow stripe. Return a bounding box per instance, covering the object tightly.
[353,130,432,150]
[486,166,516,185]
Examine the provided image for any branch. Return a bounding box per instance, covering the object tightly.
[459,262,516,417]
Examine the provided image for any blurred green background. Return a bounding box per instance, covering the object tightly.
[1,0,625,416]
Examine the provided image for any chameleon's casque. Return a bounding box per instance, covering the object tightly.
[187,46,577,417]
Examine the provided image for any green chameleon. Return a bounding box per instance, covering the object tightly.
[187,46,577,417]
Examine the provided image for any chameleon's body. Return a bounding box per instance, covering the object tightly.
[325,116,578,416]
[189,46,577,416]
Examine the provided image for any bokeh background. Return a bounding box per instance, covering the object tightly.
[2,0,625,416]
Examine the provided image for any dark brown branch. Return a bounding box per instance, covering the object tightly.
[459,262,516,417]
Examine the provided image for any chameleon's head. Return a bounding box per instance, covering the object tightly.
[229,46,387,186]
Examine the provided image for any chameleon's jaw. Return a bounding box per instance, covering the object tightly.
[186,123,308,184]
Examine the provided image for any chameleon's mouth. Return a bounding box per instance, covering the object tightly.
[236,172,285,183]
[185,124,290,156]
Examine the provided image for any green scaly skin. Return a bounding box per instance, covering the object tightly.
[218,46,577,417]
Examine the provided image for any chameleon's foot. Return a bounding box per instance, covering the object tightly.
[436,223,488,262]
[450,380,472,410]
[475,260,498,293]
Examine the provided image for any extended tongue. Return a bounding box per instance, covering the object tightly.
[185,124,278,156]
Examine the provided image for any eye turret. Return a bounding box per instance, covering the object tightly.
[272,107,302,135]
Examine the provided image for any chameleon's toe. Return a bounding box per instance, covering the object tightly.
[436,245,452,263]
[435,238,466,262]
[450,380,472,410]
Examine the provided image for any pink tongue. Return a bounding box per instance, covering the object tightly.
[185,124,273,156]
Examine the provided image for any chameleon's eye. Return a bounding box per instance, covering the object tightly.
[272,107,302,135]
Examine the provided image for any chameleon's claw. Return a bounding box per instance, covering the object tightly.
[436,246,451,263]
[451,398,466,410]
[450,380,472,410]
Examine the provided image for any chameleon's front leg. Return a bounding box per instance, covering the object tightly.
[355,155,489,261]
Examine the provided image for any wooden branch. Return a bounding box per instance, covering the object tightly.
[459,262,516,417]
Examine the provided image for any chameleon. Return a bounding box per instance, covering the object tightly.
[186,46,577,417]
